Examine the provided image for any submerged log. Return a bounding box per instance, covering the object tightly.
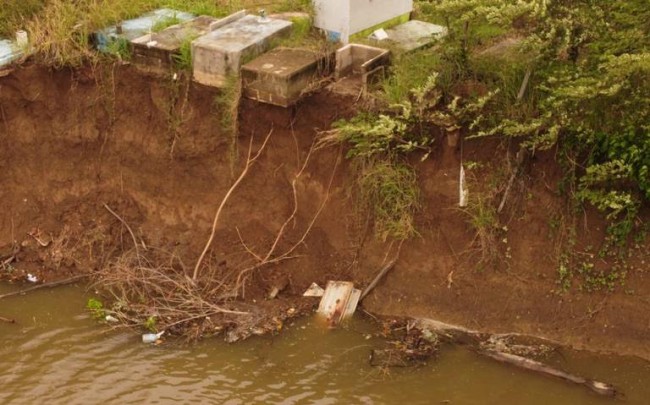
[480,350,617,397]
[414,317,619,397]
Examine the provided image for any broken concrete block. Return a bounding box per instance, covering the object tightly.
[303,282,325,297]
[192,14,292,87]
[317,281,361,326]
[332,43,390,95]
[335,43,390,80]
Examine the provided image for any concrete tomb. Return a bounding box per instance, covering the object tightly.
[93,9,194,53]
[381,20,447,52]
[131,16,217,73]
[313,0,413,43]
[192,14,292,87]
[0,39,22,70]
[241,48,330,107]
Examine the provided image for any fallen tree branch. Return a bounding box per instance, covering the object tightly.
[0,274,90,300]
[2,255,15,267]
[480,350,617,397]
[360,241,404,301]
[361,257,398,301]
[413,317,618,397]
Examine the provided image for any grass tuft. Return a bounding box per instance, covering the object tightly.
[213,74,242,173]
[359,160,420,241]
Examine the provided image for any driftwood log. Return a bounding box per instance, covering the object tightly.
[481,350,617,397]
[414,318,618,397]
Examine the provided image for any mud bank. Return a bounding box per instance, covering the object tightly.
[0,65,648,358]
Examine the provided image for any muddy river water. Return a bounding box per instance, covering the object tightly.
[1,284,649,404]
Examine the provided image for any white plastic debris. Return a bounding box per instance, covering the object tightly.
[105,315,119,323]
[142,330,165,343]
[459,164,468,208]
[26,273,38,283]
[369,28,389,41]
[303,282,325,297]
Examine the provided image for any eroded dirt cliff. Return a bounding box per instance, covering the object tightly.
[0,65,648,357]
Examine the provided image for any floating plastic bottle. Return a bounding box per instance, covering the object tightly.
[142,331,165,343]
[105,315,119,323]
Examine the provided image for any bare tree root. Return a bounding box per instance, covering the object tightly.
[232,144,341,297]
[192,128,274,281]
[104,204,143,258]
[90,130,340,341]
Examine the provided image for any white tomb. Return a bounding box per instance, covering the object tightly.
[312,0,413,44]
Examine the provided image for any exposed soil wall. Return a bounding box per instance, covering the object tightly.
[1,65,648,359]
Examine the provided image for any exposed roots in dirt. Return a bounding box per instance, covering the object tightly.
[89,133,339,342]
